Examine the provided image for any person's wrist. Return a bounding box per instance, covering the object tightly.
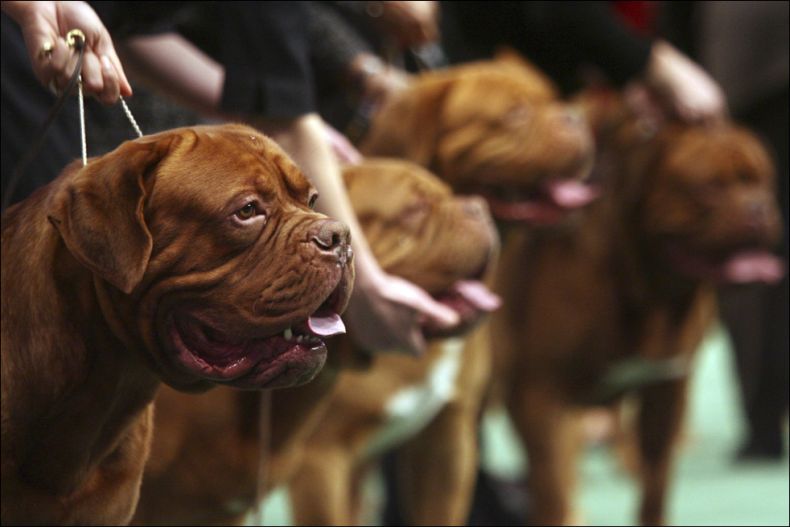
[644,40,677,90]
[350,246,387,294]
[347,53,386,92]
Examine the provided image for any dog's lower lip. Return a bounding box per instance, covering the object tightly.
[167,314,327,383]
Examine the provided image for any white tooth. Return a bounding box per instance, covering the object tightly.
[296,335,304,343]
[284,328,293,340]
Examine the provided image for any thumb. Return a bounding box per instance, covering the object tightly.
[386,276,460,328]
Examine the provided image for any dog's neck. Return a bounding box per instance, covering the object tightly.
[3,216,159,497]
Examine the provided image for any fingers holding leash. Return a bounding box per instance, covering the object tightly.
[91,24,132,99]
[6,1,131,104]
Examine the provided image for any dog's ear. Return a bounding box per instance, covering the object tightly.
[48,133,180,294]
[361,73,455,171]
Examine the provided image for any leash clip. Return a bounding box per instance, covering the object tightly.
[66,29,86,50]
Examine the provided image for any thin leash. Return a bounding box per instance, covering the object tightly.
[70,29,144,163]
[1,29,143,213]
[254,390,272,524]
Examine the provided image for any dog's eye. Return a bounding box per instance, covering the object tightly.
[235,202,258,220]
[737,170,755,184]
[308,192,319,210]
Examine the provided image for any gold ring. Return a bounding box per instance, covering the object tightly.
[39,40,54,60]
[66,28,86,48]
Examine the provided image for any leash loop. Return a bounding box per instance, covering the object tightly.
[2,29,144,212]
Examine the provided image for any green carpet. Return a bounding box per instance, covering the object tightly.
[481,324,790,526]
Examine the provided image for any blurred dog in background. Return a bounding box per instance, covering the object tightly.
[488,91,783,524]
[362,58,597,226]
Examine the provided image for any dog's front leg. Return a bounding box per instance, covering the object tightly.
[394,399,478,525]
[508,382,583,525]
[635,379,689,526]
[289,446,354,526]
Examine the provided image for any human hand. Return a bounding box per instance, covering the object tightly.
[367,1,439,49]
[344,264,460,356]
[2,1,131,104]
[362,62,411,108]
[643,40,727,123]
[420,280,501,339]
[348,53,411,105]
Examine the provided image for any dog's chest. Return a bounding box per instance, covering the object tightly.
[364,338,465,457]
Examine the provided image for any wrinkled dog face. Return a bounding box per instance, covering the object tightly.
[52,125,354,390]
[438,68,593,195]
[344,158,500,335]
[638,125,783,283]
[364,63,597,224]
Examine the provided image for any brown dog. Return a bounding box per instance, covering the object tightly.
[1,124,353,525]
[489,99,784,524]
[131,159,499,525]
[283,160,499,526]
[361,60,597,225]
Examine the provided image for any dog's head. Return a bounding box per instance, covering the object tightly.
[344,158,500,337]
[48,124,354,390]
[611,117,784,284]
[362,60,597,225]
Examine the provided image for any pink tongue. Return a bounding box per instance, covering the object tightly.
[307,313,346,337]
[454,280,502,312]
[722,251,785,284]
[545,180,599,209]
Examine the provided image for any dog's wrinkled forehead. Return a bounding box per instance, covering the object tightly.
[345,159,451,220]
[151,125,313,211]
[448,77,543,124]
[661,125,773,185]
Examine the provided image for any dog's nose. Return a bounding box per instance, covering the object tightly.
[312,220,350,252]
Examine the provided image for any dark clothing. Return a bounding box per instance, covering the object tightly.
[1,14,84,207]
[309,1,379,74]
[306,1,374,132]
[440,1,653,94]
[92,1,315,119]
[717,87,789,459]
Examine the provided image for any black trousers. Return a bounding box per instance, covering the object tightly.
[719,87,789,454]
